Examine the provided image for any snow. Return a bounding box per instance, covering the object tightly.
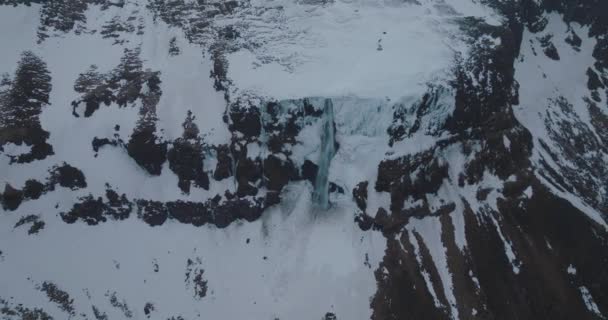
[489,212,521,274]
[502,135,511,150]
[6,1,596,319]
[578,286,603,318]
[226,0,496,101]
[0,1,404,317]
[408,229,443,310]
[468,270,480,290]
[523,186,533,198]
[513,12,608,229]
[408,216,459,319]
[0,180,386,320]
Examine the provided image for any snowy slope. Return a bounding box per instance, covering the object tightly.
[1,0,607,319]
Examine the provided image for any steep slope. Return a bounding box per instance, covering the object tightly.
[0,0,607,319]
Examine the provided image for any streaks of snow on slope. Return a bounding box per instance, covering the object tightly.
[227,0,497,100]
[0,182,386,320]
[407,229,443,309]
[514,12,608,227]
[578,286,604,318]
[408,216,459,320]
[515,13,599,143]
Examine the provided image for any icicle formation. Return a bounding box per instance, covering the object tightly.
[313,99,336,209]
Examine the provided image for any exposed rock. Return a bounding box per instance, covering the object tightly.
[185,258,208,300]
[1,184,23,211]
[0,297,53,320]
[49,163,87,190]
[354,212,376,231]
[168,111,209,193]
[14,214,45,235]
[38,281,75,316]
[538,34,560,60]
[300,160,318,185]
[105,187,132,220]
[136,200,168,227]
[23,179,44,200]
[329,182,344,194]
[376,150,448,213]
[166,201,210,226]
[61,195,107,225]
[106,291,133,318]
[213,144,233,180]
[0,51,54,163]
[92,137,119,152]
[127,125,167,176]
[229,99,261,140]
[352,181,368,212]
[144,302,155,318]
[92,305,109,320]
[263,154,296,192]
[235,156,262,190]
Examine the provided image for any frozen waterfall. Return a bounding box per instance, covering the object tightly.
[312,99,336,209]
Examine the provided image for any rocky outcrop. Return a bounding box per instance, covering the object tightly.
[0,51,54,163]
[168,111,209,193]
[1,163,86,211]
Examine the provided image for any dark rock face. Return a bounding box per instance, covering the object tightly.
[537,97,608,212]
[354,212,376,232]
[234,156,262,196]
[127,122,167,176]
[49,163,87,190]
[372,182,608,320]
[71,48,169,175]
[14,214,45,235]
[1,163,86,211]
[37,0,89,43]
[168,111,209,193]
[144,302,155,318]
[324,312,337,320]
[166,201,209,226]
[61,195,108,225]
[538,34,560,60]
[92,137,119,153]
[1,184,23,211]
[104,188,132,221]
[23,179,44,200]
[212,197,265,228]
[368,2,608,318]
[61,187,133,225]
[388,86,451,146]
[213,144,232,181]
[136,200,168,227]
[301,160,318,185]
[353,181,368,212]
[229,100,262,140]
[0,51,54,163]
[263,155,295,192]
[376,149,448,213]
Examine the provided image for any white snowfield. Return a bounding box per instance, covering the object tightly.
[227,0,501,101]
